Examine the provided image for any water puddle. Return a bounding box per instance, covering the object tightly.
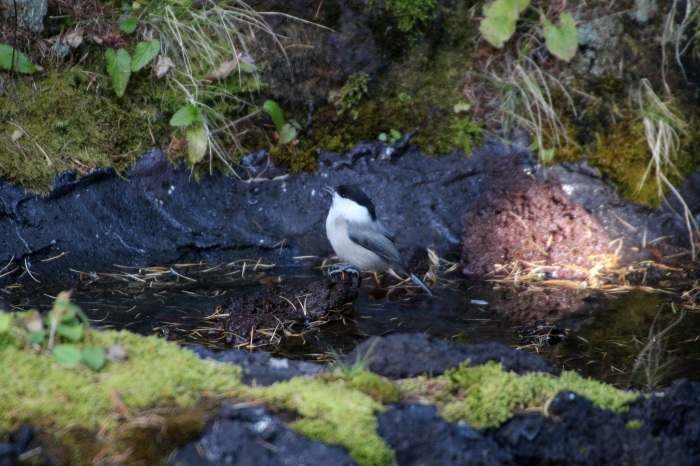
[7,264,700,390]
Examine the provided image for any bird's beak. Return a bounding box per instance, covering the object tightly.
[323,186,334,195]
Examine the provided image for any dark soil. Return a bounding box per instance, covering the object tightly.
[206,272,360,347]
[461,154,611,280]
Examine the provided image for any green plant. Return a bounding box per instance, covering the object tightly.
[263,100,301,145]
[143,0,284,171]
[485,56,574,164]
[479,0,578,62]
[0,43,38,73]
[637,78,698,257]
[169,103,209,163]
[336,72,370,120]
[384,0,439,34]
[378,128,402,143]
[0,291,106,370]
[105,16,161,97]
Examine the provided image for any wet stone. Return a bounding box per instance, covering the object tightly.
[347,334,560,379]
[378,403,515,466]
[169,406,355,466]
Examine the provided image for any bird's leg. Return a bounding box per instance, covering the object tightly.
[328,264,361,277]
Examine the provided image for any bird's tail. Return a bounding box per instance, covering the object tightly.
[408,272,433,296]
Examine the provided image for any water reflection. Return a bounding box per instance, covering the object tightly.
[7,267,700,390]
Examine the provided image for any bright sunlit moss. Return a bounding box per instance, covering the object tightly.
[0,329,242,432]
[257,377,395,466]
[440,360,639,429]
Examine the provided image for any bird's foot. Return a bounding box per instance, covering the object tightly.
[328,264,361,277]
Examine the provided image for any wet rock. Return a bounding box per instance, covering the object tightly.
[0,139,691,288]
[623,379,700,464]
[461,154,611,280]
[346,333,559,379]
[0,424,46,466]
[493,380,700,466]
[494,391,626,465]
[190,346,325,386]
[209,272,360,347]
[378,403,515,466]
[170,406,355,466]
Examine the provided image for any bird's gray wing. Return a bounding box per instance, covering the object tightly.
[348,223,407,272]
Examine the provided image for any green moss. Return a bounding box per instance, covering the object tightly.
[343,371,402,403]
[625,419,644,430]
[0,68,172,193]
[440,361,639,429]
[414,114,482,156]
[0,329,241,432]
[336,72,370,120]
[384,0,439,34]
[258,377,394,466]
[588,122,665,206]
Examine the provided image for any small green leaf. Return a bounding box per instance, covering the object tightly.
[543,12,578,62]
[0,43,37,73]
[539,147,555,164]
[263,100,285,133]
[453,101,471,114]
[56,322,83,341]
[0,313,10,334]
[186,126,208,163]
[390,129,402,140]
[378,133,388,142]
[119,16,138,34]
[105,48,132,97]
[131,40,160,72]
[239,60,255,73]
[279,123,297,145]
[30,330,47,344]
[479,0,530,49]
[82,347,106,371]
[53,344,82,366]
[170,105,203,127]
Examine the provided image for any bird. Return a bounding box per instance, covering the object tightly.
[324,184,433,295]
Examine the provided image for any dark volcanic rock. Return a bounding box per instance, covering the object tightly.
[494,380,700,466]
[190,346,326,386]
[494,391,626,465]
[0,139,691,288]
[346,333,560,379]
[378,404,515,466]
[169,406,355,466]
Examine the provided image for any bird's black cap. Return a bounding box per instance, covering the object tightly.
[336,185,376,220]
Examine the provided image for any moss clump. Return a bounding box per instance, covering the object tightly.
[0,69,173,193]
[258,377,394,466]
[384,0,439,34]
[588,122,665,205]
[341,371,402,403]
[626,419,644,430]
[336,72,370,120]
[440,361,639,429]
[0,329,241,432]
[414,114,482,156]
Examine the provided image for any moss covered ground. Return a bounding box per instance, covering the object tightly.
[1,321,643,465]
